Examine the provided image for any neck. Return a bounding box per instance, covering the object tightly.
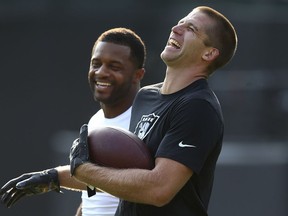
[100,86,138,118]
[101,103,131,119]
[161,67,207,94]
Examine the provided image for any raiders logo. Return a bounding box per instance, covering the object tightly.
[134,113,160,140]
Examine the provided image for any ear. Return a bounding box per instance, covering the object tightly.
[202,48,219,62]
[133,68,145,83]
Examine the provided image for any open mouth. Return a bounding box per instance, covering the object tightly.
[96,81,111,87]
[168,38,181,49]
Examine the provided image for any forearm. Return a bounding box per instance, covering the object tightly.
[73,162,162,205]
[55,165,87,191]
[68,124,192,206]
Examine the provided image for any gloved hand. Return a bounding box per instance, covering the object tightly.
[70,124,89,176]
[0,168,60,208]
[69,124,96,197]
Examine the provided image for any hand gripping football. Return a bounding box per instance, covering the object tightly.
[88,126,154,170]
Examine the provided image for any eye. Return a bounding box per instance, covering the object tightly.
[187,25,195,32]
[91,60,101,70]
[109,63,122,71]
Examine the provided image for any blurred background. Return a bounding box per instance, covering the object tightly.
[0,0,287,215]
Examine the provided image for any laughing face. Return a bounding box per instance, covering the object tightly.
[88,42,139,106]
[160,9,212,67]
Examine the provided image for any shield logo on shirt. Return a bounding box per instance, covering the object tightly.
[134,113,160,140]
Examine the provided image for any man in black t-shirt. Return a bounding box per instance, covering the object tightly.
[70,6,238,216]
[121,80,223,215]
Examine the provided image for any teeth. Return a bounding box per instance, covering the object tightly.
[96,82,111,86]
[169,39,181,48]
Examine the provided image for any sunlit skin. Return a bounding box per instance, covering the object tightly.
[56,42,145,191]
[161,13,209,67]
[71,9,220,207]
[88,42,144,118]
[0,8,232,213]
[0,28,148,212]
[161,9,219,94]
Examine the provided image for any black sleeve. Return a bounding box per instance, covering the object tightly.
[155,99,223,174]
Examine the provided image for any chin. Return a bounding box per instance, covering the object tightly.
[160,50,165,59]
[95,97,114,105]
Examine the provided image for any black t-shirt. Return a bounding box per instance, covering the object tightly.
[115,79,224,216]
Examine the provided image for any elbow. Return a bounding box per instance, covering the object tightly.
[153,199,172,207]
[150,190,174,207]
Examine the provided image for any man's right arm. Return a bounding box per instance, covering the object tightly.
[0,165,87,208]
[56,165,86,191]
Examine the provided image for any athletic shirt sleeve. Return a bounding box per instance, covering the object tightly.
[155,99,223,174]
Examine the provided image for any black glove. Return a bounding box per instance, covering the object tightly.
[0,168,60,208]
[70,124,89,176]
[69,124,96,197]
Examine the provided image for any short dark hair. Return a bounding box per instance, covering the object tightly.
[93,27,146,69]
[196,6,238,73]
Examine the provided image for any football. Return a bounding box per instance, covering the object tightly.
[88,126,154,170]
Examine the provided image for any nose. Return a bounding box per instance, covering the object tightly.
[171,23,184,34]
[89,65,110,82]
[94,65,110,78]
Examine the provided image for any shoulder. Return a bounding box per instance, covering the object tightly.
[139,82,163,92]
[184,80,221,111]
[134,82,163,101]
[174,81,223,122]
[88,109,104,126]
[89,109,104,120]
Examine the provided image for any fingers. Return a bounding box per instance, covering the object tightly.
[0,175,31,208]
[70,138,80,161]
[1,187,26,208]
[1,170,61,208]
[71,138,80,152]
[0,179,18,195]
[79,124,88,143]
[7,191,26,208]
[0,175,30,208]
[15,178,33,190]
[70,124,89,176]
[79,125,89,160]
[0,175,29,195]
[1,187,15,204]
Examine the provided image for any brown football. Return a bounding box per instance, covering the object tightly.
[88,126,154,170]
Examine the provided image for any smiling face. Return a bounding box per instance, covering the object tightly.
[160,9,214,68]
[88,41,141,107]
